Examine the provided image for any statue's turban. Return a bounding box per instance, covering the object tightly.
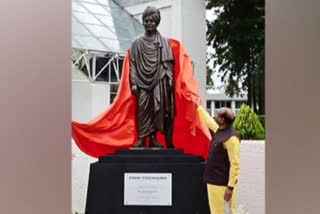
[142,6,161,26]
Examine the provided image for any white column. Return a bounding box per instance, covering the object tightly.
[179,0,206,102]
[231,100,236,114]
[211,100,215,116]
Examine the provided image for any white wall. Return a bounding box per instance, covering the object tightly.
[72,81,110,213]
[72,81,110,122]
[72,82,92,122]
[236,140,265,214]
[179,0,207,100]
[72,140,96,214]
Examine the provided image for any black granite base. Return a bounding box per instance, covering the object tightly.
[85,149,210,214]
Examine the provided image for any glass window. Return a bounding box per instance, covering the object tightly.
[110,83,118,92]
[95,57,110,82]
[215,101,220,109]
[79,55,124,83]
[110,83,119,104]
[72,0,144,52]
[222,101,226,107]
[72,1,87,12]
[206,100,211,109]
[118,58,124,77]
[86,24,117,39]
[215,101,231,109]
[72,38,83,49]
[81,3,109,15]
[206,101,211,114]
[100,38,121,53]
[72,20,91,36]
[76,35,111,52]
[96,0,110,5]
[236,101,245,109]
[96,15,114,27]
[78,0,99,4]
[119,40,132,53]
[73,12,101,25]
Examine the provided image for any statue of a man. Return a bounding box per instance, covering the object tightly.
[130,6,175,148]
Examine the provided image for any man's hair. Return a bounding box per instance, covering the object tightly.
[221,113,235,125]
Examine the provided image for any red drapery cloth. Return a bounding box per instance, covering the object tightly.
[72,39,211,159]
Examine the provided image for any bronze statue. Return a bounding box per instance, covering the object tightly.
[130,6,175,148]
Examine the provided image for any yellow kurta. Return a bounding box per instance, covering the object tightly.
[197,106,240,214]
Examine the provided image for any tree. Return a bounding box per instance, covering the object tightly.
[206,0,265,114]
[206,54,214,89]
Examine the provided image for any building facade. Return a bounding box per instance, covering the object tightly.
[205,92,248,116]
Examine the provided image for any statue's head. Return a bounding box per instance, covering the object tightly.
[142,6,161,33]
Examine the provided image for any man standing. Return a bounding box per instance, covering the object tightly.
[196,100,240,214]
[130,6,175,148]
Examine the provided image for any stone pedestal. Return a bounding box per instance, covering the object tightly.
[85,149,210,214]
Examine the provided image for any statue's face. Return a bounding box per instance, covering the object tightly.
[143,15,157,33]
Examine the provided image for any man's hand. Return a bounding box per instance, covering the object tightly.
[131,85,138,95]
[224,187,233,201]
[194,98,201,107]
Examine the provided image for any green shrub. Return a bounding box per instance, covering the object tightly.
[233,104,265,140]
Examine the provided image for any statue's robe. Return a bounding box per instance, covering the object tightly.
[129,32,175,138]
[72,39,211,159]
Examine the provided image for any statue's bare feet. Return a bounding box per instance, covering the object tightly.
[149,139,164,148]
[166,141,174,148]
[132,139,146,148]
[149,134,164,148]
